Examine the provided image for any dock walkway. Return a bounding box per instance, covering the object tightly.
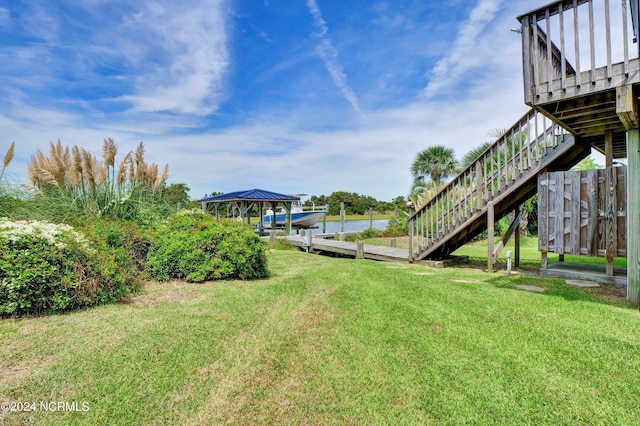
[282,235,468,267]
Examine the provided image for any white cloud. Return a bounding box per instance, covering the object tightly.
[118,1,230,115]
[423,0,504,98]
[306,0,361,113]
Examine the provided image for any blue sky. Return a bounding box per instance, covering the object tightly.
[1,0,541,201]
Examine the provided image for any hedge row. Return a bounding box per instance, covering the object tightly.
[0,211,268,317]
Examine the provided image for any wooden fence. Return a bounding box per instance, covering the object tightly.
[538,166,627,265]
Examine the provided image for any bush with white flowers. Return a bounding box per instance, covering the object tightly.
[0,218,139,316]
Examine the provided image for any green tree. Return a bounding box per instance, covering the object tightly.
[571,156,602,171]
[162,183,191,207]
[410,145,457,187]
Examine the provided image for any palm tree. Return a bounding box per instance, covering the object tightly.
[459,142,491,170]
[410,145,457,187]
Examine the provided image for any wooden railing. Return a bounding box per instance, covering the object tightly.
[408,108,571,261]
[518,0,638,105]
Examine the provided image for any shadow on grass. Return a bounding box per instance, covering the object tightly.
[449,255,630,308]
[484,272,631,309]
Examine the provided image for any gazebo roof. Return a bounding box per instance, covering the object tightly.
[198,189,300,204]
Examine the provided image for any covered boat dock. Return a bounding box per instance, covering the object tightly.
[198,189,300,234]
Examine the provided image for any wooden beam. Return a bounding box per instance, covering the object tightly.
[627,129,640,307]
[605,130,614,167]
[493,210,522,262]
[606,166,616,276]
[487,202,495,273]
[616,85,639,130]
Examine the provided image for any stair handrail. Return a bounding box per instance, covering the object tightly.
[408,108,572,261]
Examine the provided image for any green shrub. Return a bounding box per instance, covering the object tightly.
[146,211,269,282]
[345,228,383,241]
[383,215,408,237]
[0,218,140,317]
[79,219,153,280]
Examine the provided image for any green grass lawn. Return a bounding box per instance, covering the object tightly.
[363,235,628,270]
[1,248,639,425]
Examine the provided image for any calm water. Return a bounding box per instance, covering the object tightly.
[310,219,389,235]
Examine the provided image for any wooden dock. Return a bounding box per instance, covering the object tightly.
[282,235,468,267]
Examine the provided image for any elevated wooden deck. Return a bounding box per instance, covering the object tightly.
[518,0,640,158]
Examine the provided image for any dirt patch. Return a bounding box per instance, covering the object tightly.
[583,283,627,303]
[131,281,206,308]
[0,364,33,389]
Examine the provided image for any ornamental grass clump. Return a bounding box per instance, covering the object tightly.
[147,210,269,282]
[24,139,171,223]
[0,217,140,317]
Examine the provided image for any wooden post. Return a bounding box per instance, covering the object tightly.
[606,166,617,276]
[271,202,277,230]
[408,216,414,263]
[356,241,364,259]
[628,128,640,307]
[390,238,396,248]
[369,207,373,229]
[283,202,292,235]
[476,161,484,210]
[340,202,345,233]
[605,129,614,167]
[514,206,521,267]
[487,202,495,273]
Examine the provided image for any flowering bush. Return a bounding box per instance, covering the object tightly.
[147,211,269,282]
[0,218,88,249]
[0,218,140,316]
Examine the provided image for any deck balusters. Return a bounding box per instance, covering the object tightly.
[588,0,596,84]
[605,0,612,79]
[546,8,553,93]
[520,0,637,103]
[408,109,570,261]
[559,3,567,90]
[622,0,629,75]
[573,0,582,87]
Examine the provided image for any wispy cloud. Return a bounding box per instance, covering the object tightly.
[118,1,230,115]
[0,7,11,29]
[423,0,503,99]
[306,0,361,113]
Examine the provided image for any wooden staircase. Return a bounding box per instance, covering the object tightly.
[408,108,591,261]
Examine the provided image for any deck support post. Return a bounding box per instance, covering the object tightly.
[283,202,292,235]
[514,205,521,267]
[271,203,277,230]
[605,130,614,167]
[628,129,640,307]
[487,202,495,273]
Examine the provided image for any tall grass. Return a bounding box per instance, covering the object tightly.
[13,139,172,224]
